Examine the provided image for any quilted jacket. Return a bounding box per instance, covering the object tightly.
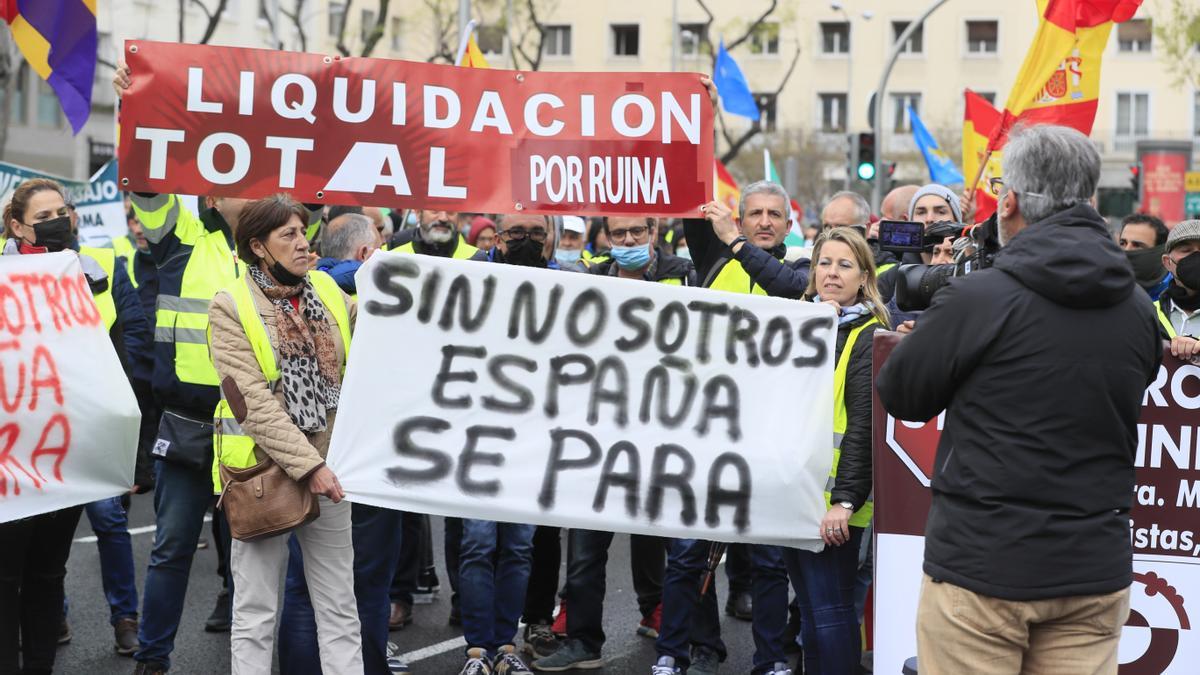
[208,274,356,482]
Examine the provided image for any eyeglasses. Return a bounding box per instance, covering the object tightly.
[989,176,1057,202]
[608,225,650,243]
[988,177,1004,193]
[499,227,548,242]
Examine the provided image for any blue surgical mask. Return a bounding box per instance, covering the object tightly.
[555,248,582,266]
[611,244,651,271]
[405,211,418,226]
[675,247,692,261]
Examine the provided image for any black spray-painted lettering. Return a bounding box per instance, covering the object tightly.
[481,354,538,413]
[538,427,603,510]
[456,425,513,496]
[760,316,794,367]
[695,375,741,441]
[645,443,697,526]
[544,354,595,418]
[438,274,496,332]
[508,281,563,344]
[654,301,689,354]
[363,258,419,316]
[432,345,484,409]
[385,416,452,484]
[725,308,760,367]
[705,452,751,532]
[686,300,729,365]
[639,356,697,429]
[565,288,608,347]
[614,297,653,352]
[416,269,442,324]
[793,316,833,368]
[588,356,629,427]
[593,440,641,517]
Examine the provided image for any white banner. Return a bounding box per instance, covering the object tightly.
[0,252,141,522]
[328,252,837,547]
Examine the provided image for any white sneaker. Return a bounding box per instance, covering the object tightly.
[651,655,681,675]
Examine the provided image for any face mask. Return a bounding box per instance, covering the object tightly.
[265,250,306,287]
[405,211,418,227]
[675,246,692,261]
[1125,245,1166,284]
[555,248,582,266]
[611,244,651,271]
[503,237,546,267]
[1175,251,1200,291]
[24,216,74,252]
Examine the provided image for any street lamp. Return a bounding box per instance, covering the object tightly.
[831,2,872,189]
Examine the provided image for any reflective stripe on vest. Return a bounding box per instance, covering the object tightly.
[706,258,768,295]
[876,262,897,276]
[210,271,351,493]
[1156,299,1178,338]
[391,234,479,260]
[829,317,880,528]
[78,246,117,330]
[111,236,139,289]
[159,249,244,388]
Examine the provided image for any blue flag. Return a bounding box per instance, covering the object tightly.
[909,104,964,186]
[713,40,760,121]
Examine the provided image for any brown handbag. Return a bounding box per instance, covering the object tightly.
[217,457,319,542]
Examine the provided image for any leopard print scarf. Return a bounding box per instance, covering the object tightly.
[248,265,342,432]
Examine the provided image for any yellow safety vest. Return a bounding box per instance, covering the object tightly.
[1156,298,1178,339]
[706,257,768,296]
[830,317,879,528]
[876,262,897,276]
[111,235,139,288]
[78,246,117,330]
[209,270,351,493]
[389,234,479,260]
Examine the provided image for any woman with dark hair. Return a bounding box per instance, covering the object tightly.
[208,194,362,674]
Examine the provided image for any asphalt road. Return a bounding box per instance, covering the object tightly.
[57,493,772,674]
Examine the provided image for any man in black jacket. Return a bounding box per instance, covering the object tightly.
[876,124,1162,674]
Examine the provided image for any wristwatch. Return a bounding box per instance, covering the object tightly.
[838,501,855,512]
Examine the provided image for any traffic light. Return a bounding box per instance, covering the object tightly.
[856,132,876,181]
[1129,163,1141,197]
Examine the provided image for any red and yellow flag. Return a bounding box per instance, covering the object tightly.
[988,0,1142,151]
[715,159,740,216]
[459,35,491,68]
[964,90,1004,221]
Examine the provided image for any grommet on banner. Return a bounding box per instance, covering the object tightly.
[516,74,525,83]
[316,191,325,199]
[121,178,129,186]
[323,56,332,64]
[515,202,524,210]
[129,44,138,54]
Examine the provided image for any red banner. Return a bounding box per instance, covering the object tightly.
[117,41,714,217]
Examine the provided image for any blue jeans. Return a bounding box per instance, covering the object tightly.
[854,521,873,623]
[85,496,139,624]
[655,539,725,668]
[278,503,405,675]
[749,545,790,673]
[135,460,228,669]
[785,527,864,675]
[459,519,535,654]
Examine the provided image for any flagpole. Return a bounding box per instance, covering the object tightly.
[763,148,770,181]
[966,148,992,213]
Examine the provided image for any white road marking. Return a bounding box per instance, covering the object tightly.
[395,635,468,663]
[73,515,212,544]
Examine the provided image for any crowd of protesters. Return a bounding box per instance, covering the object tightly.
[0,60,1196,675]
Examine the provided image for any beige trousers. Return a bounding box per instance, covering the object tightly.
[229,496,362,675]
[916,574,1129,675]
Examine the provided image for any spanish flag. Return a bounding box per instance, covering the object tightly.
[715,159,740,216]
[460,35,491,69]
[1,0,97,134]
[988,0,1142,150]
[963,90,1004,221]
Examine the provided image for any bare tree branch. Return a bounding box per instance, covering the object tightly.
[258,0,285,49]
[189,0,229,45]
[723,0,778,54]
[360,0,392,57]
[511,0,550,71]
[423,0,457,63]
[179,0,186,42]
[280,0,309,52]
[335,0,355,56]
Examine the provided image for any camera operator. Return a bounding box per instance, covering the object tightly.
[876,124,1162,675]
[907,184,962,265]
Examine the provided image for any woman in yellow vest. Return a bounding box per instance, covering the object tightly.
[789,227,889,675]
[207,195,362,674]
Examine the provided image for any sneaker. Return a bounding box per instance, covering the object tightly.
[57,616,71,645]
[449,599,463,627]
[204,588,231,633]
[389,601,414,630]
[416,566,441,597]
[765,663,792,675]
[114,617,139,656]
[550,600,567,637]
[531,638,602,671]
[689,646,720,675]
[493,644,533,674]
[460,647,492,675]
[636,603,661,639]
[132,662,167,675]
[386,641,412,674]
[523,622,560,660]
[724,591,752,621]
[650,656,681,675]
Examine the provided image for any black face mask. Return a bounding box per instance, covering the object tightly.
[503,237,547,268]
[265,251,306,286]
[1125,245,1166,285]
[24,216,75,252]
[1175,251,1200,292]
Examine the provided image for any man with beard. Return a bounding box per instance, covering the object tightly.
[387,208,488,261]
[1118,214,1171,301]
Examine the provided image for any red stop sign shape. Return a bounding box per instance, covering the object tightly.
[884,413,945,488]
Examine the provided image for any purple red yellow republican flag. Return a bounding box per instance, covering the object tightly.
[988,0,1142,151]
[0,0,97,134]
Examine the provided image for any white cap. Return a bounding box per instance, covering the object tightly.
[561,215,586,234]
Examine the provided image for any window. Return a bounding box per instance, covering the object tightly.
[36,77,61,129]
[2,62,27,125]
[1116,92,1150,148]
[1118,19,1152,53]
[612,24,639,57]
[966,20,998,54]
[390,17,403,51]
[477,24,506,55]
[975,91,997,105]
[544,25,571,57]
[328,2,345,37]
[755,93,777,132]
[892,21,923,54]
[891,92,921,133]
[749,22,780,55]
[679,23,707,57]
[1194,91,1200,137]
[819,93,847,133]
[821,22,850,54]
[360,9,376,44]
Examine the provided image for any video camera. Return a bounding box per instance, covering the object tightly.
[879,215,1002,312]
